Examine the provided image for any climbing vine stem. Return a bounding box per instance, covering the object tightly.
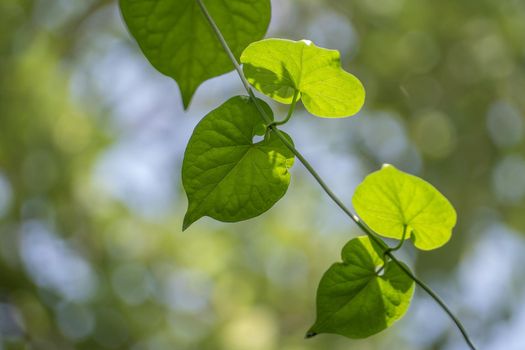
[195,0,476,348]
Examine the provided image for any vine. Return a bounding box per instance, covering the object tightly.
[119,0,476,348]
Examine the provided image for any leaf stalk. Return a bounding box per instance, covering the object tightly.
[272,89,300,127]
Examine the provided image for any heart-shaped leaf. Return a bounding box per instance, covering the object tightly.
[182,96,295,230]
[352,164,457,250]
[240,39,365,118]
[119,0,271,109]
[309,236,414,339]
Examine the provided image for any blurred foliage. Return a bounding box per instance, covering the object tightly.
[0,0,524,349]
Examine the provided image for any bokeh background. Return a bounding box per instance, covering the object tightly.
[1,0,525,349]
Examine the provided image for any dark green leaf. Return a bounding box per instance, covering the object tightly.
[182,96,295,230]
[119,0,271,108]
[309,236,414,339]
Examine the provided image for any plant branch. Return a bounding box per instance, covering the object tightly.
[195,1,476,348]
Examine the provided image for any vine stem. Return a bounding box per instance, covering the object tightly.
[195,1,476,349]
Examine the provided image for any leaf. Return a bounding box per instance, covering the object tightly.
[352,164,457,251]
[119,0,271,109]
[182,96,295,230]
[308,236,414,339]
[240,39,365,118]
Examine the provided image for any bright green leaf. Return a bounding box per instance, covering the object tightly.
[182,96,295,230]
[352,164,457,250]
[240,39,365,118]
[119,0,271,109]
[308,236,414,339]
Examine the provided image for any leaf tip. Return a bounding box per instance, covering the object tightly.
[305,330,318,339]
[182,212,197,231]
[182,94,192,111]
[179,83,198,111]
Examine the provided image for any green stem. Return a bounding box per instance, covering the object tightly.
[273,89,300,126]
[386,252,477,350]
[389,225,408,253]
[195,1,476,349]
[195,0,272,124]
[376,225,408,275]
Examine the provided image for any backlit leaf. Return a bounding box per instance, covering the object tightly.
[182,96,295,230]
[352,164,457,250]
[308,236,414,339]
[240,38,365,118]
[119,0,271,109]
